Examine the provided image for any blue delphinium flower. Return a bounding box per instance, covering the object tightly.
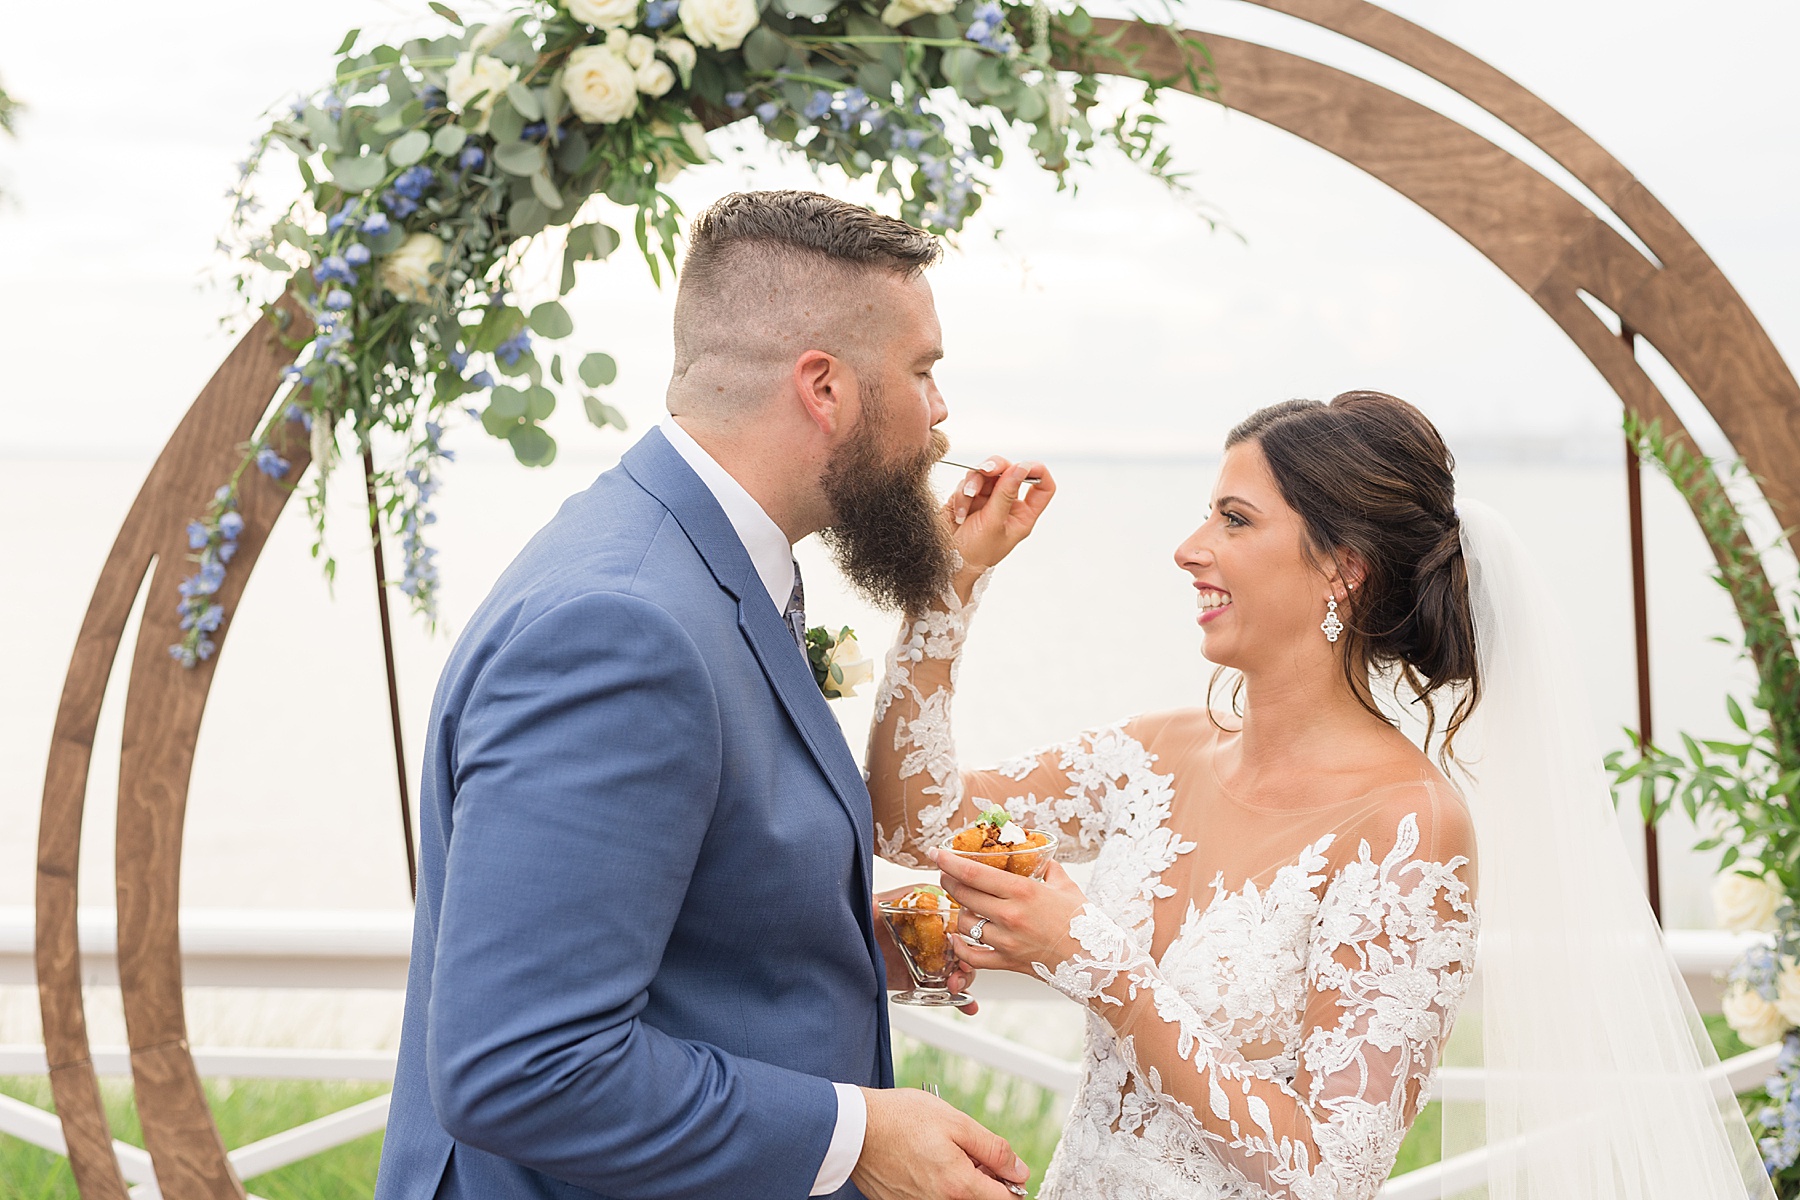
[382,191,420,219]
[469,369,496,390]
[448,348,470,372]
[724,91,747,108]
[219,511,245,540]
[344,242,372,266]
[522,120,548,141]
[965,1,1017,54]
[256,446,292,479]
[284,403,313,430]
[394,164,435,199]
[187,521,209,550]
[459,145,485,171]
[644,0,678,27]
[421,84,447,110]
[362,212,391,236]
[496,330,532,366]
[803,90,834,121]
[838,87,870,130]
[327,204,356,233]
[312,254,356,286]
[756,101,780,124]
[324,289,353,311]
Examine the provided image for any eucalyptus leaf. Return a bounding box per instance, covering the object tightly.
[508,423,557,466]
[506,81,543,121]
[975,55,1011,98]
[372,44,402,65]
[303,107,342,152]
[429,1,463,25]
[744,27,788,74]
[389,129,431,166]
[528,300,574,339]
[556,127,592,174]
[583,394,628,430]
[508,196,550,237]
[256,251,290,273]
[1062,6,1091,35]
[578,352,618,388]
[329,151,388,193]
[530,169,564,209]
[489,98,526,144]
[335,28,361,55]
[495,141,546,176]
[432,124,469,156]
[550,354,564,384]
[373,112,407,136]
[1012,83,1046,123]
[784,0,839,15]
[493,32,538,67]
[525,384,557,420]
[488,385,528,421]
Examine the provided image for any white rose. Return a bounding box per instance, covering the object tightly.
[879,0,954,27]
[1714,869,1784,933]
[820,634,874,699]
[568,0,639,29]
[606,27,631,53]
[379,233,446,304]
[677,0,760,51]
[1775,958,1800,1025]
[625,34,656,67]
[636,58,676,97]
[1723,981,1791,1047]
[562,46,640,125]
[660,37,697,78]
[445,53,518,135]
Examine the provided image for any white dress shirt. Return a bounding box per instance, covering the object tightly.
[658,417,868,1195]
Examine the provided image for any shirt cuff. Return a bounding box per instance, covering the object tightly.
[810,1082,867,1195]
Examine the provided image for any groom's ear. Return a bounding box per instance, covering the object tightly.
[794,348,852,436]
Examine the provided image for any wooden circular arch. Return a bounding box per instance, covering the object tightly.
[37,1,1800,1194]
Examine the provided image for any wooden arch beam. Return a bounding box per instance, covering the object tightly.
[35,8,1799,1195]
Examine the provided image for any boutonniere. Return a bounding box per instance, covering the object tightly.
[807,625,874,700]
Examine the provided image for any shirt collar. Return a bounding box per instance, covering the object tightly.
[659,416,795,617]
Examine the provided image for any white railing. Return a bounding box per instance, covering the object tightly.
[0,908,1777,1198]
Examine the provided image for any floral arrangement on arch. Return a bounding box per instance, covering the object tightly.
[1609,417,1800,1189]
[175,0,1204,668]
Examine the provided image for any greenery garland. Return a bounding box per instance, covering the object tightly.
[174,0,1207,667]
[1607,415,1800,1188]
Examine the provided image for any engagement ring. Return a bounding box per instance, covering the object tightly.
[967,917,989,945]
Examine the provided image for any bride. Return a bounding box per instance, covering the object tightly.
[866,390,1773,1199]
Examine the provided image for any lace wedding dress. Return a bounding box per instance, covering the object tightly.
[867,573,1479,1200]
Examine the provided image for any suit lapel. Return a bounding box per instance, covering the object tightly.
[621,429,876,886]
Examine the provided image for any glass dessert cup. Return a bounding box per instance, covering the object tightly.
[878,889,971,1007]
[939,825,1061,880]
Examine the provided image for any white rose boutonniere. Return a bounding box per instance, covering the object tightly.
[807,626,874,700]
[562,45,640,125]
[568,0,640,30]
[445,52,518,135]
[379,233,447,304]
[1714,867,1785,933]
[677,0,759,51]
[1724,979,1791,1047]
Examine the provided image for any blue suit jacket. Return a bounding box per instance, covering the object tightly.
[375,428,892,1200]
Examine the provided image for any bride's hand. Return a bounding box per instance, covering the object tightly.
[929,848,1087,978]
[945,458,1056,575]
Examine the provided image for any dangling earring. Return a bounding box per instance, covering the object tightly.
[1321,595,1344,643]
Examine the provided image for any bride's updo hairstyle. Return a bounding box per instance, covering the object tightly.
[1226,390,1481,760]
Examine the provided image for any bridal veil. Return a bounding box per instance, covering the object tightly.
[1441,499,1772,1199]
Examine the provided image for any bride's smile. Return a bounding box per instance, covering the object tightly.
[1194,584,1232,621]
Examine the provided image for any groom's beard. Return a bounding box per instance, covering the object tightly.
[819,405,956,614]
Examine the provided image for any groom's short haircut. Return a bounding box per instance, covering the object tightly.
[670,191,942,405]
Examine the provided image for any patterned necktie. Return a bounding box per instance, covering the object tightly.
[783,560,807,655]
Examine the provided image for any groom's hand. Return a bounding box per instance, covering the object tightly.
[852,1087,1030,1200]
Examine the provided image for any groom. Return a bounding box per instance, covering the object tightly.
[375,191,1029,1200]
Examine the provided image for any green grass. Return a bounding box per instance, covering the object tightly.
[0,1075,387,1200]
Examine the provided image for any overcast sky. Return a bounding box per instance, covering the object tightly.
[0,0,1794,462]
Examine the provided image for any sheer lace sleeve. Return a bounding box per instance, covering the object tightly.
[1037,793,1478,1199]
[865,571,1168,868]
